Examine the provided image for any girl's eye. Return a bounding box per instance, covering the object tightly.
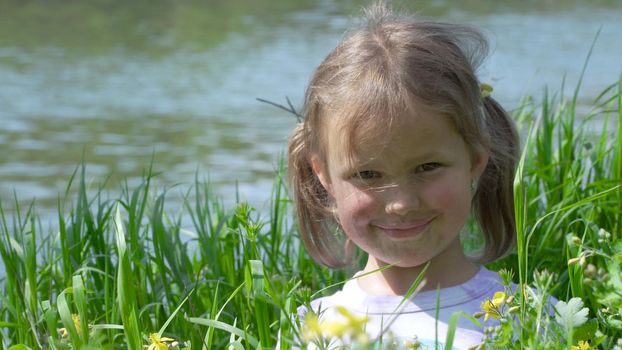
[416,162,441,173]
[356,170,381,180]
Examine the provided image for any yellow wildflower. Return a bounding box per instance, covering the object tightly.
[480,291,507,321]
[334,306,369,335]
[146,333,176,350]
[571,340,591,350]
[321,320,350,338]
[302,313,323,341]
[72,314,82,336]
[58,313,82,338]
[491,291,507,306]
[301,307,370,342]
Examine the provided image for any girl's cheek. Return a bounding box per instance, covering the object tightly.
[340,189,377,218]
[426,181,453,201]
[424,176,471,209]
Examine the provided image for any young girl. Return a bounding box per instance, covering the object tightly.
[287,3,519,349]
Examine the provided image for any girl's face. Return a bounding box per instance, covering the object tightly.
[311,106,489,269]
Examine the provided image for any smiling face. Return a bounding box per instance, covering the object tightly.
[311,105,489,270]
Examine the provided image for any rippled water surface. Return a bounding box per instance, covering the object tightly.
[1,0,621,221]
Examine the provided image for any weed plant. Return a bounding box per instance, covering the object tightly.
[0,78,620,349]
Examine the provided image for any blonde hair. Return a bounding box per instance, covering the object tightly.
[288,3,519,268]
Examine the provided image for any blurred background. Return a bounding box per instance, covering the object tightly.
[1,0,621,223]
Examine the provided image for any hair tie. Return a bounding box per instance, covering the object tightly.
[480,83,493,98]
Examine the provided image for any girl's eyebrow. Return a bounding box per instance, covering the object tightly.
[355,150,449,166]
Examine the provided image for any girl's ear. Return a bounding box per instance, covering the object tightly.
[470,146,490,179]
[310,154,333,196]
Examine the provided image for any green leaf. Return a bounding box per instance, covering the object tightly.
[113,203,142,350]
[158,289,193,336]
[228,340,245,350]
[573,318,598,341]
[606,257,622,291]
[8,345,32,350]
[606,317,622,330]
[187,317,260,348]
[554,297,589,332]
[245,259,265,298]
[57,290,82,348]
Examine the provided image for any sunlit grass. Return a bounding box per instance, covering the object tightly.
[0,77,620,349]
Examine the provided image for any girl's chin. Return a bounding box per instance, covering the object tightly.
[367,249,434,269]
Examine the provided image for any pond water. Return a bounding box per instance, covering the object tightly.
[1,0,621,222]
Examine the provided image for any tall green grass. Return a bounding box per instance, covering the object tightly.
[0,78,620,349]
[487,73,622,348]
[0,160,350,349]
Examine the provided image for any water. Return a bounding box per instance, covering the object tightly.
[1,0,621,222]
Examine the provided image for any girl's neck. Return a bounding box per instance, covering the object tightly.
[357,243,478,296]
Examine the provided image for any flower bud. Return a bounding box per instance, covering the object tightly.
[584,264,597,278]
[579,255,586,267]
[403,338,422,350]
[598,228,611,240]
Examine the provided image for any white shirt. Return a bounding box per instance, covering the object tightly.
[301,266,506,350]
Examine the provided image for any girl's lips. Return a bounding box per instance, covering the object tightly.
[374,217,436,239]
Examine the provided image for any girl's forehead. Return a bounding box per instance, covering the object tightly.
[326,100,449,137]
[323,104,459,163]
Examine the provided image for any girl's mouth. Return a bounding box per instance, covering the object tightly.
[374,217,436,239]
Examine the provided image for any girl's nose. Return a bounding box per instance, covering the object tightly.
[383,186,419,216]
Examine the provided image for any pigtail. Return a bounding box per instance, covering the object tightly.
[473,96,520,262]
[287,122,350,268]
